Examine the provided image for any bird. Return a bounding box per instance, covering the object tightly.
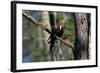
[47,19,64,52]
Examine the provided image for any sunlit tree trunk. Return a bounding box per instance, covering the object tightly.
[41,11,51,52]
[73,13,89,60]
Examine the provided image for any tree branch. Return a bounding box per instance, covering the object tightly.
[23,12,74,49]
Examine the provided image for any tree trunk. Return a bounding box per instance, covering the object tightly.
[41,11,51,52]
[73,13,89,60]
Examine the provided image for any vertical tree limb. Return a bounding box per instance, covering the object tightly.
[73,13,89,60]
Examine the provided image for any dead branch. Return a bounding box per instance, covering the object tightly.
[23,12,74,49]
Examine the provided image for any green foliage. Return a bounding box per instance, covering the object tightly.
[64,15,75,43]
[29,47,49,62]
[56,12,64,21]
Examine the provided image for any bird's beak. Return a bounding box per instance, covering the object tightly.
[59,25,62,30]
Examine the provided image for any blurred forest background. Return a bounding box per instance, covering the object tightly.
[22,10,90,63]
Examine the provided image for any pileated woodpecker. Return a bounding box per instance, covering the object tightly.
[47,13,64,52]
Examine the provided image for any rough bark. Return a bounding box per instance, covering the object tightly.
[73,13,89,60]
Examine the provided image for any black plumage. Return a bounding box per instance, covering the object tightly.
[48,11,64,53]
[48,26,64,52]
